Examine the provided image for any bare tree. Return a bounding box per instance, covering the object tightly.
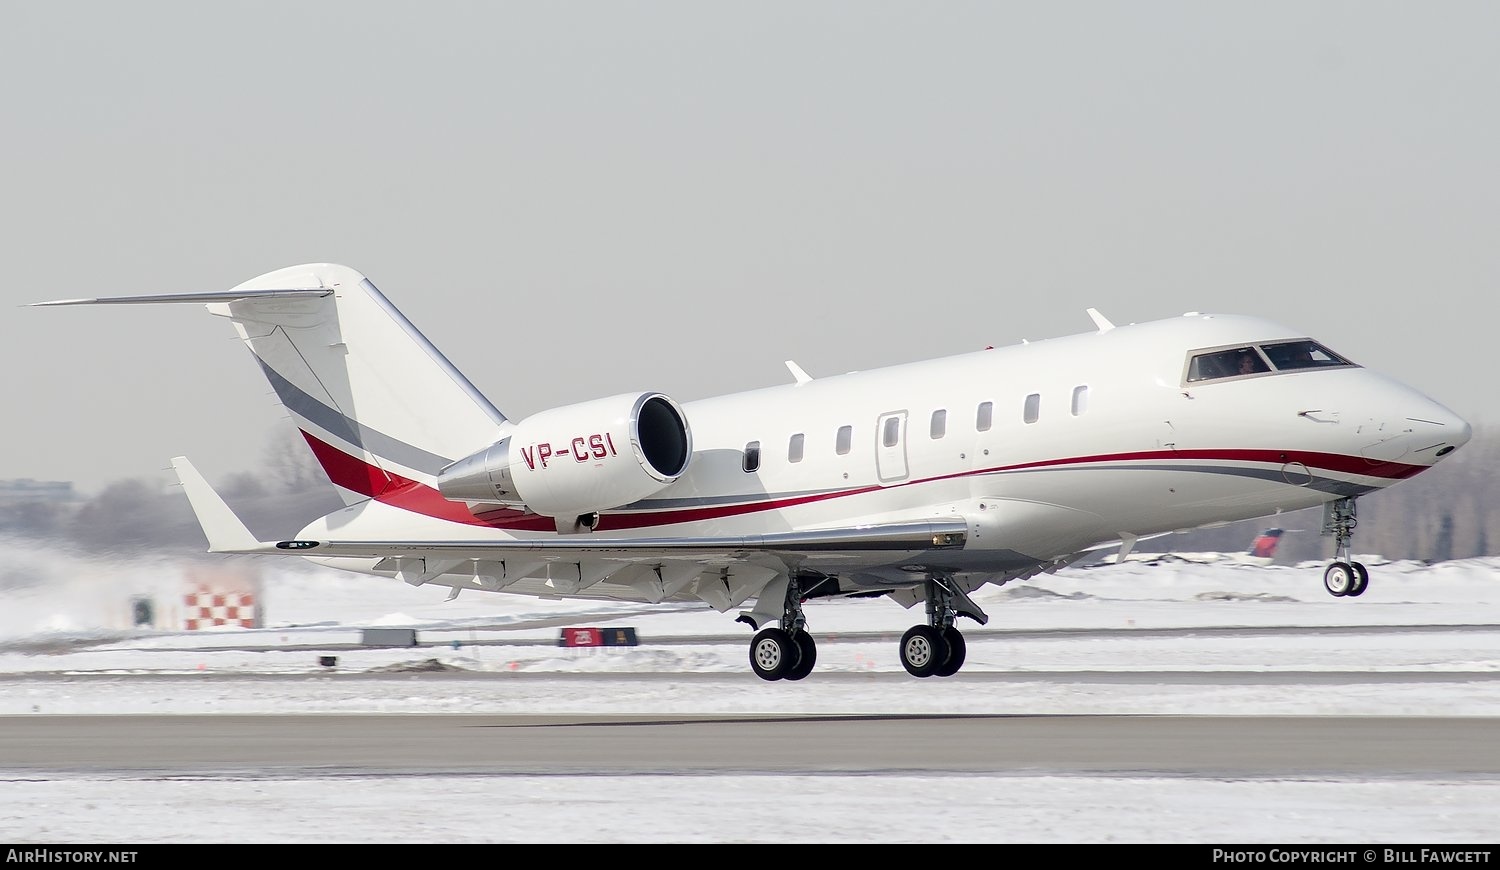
[67,478,203,553]
[262,424,332,494]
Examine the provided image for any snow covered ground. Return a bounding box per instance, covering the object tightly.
[2,543,1498,843]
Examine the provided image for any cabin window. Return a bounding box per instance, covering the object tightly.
[1071,385,1089,416]
[836,425,852,455]
[882,416,900,447]
[788,433,805,463]
[976,401,993,432]
[1260,340,1354,371]
[1023,393,1040,424]
[743,441,761,472]
[930,409,947,439]
[1186,346,1271,382]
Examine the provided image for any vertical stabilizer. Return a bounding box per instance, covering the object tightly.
[209,264,507,502]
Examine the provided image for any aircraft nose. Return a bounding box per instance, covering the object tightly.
[1348,384,1471,466]
[1405,399,1471,460]
[1437,412,1473,456]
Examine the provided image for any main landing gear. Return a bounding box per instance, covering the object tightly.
[1321,497,1369,598]
[741,573,819,682]
[899,572,989,678]
[739,571,990,681]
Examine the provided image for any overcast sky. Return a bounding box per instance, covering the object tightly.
[3,2,1496,495]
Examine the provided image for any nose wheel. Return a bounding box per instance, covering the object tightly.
[1321,498,1369,598]
[1323,560,1369,597]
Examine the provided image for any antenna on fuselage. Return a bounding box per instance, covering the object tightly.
[784,360,813,384]
[1086,308,1115,333]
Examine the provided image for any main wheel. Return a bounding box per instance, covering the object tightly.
[750,627,799,681]
[1347,562,1369,597]
[900,625,948,678]
[783,630,818,681]
[933,626,967,677]
[1323,561,1355,597]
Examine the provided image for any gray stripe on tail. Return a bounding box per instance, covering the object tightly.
[255,357,453,476]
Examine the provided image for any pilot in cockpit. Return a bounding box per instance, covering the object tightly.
[1236,350,1268,376]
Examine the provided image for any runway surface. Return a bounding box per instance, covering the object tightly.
[3,558,1497,842]
[4,712,1499,778]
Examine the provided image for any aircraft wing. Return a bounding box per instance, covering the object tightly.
[173,453,965,558]
[278,523,969,558]
[172,455,968,611]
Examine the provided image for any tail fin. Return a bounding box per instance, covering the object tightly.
[39,264,507,503]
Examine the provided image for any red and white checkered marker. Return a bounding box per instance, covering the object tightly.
[183,584,258,629]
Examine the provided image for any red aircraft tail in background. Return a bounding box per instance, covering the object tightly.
[1250,528,1286,560]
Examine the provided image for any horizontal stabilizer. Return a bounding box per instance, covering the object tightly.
[38,265,510,510]
[170,456,276,554]
[31,289,331,307]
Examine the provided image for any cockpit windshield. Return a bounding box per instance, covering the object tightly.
[1259,339,1353,371]
[1185,340,1354,383]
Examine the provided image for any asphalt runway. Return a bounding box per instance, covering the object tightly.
[4,713,1498,778]
[22,621,1496,655]
[4,617,1497,784]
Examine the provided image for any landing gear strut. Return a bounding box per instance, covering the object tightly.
[1321,497,1369,598]
[743,573,819,682]
[899,573,986,678]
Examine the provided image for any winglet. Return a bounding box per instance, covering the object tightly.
[1086,308,1115,333]
[170,457,274,554]
[784,360,813,385]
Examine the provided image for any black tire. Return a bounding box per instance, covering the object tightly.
[1323,561,1354,597]
[749,628,798,681]
[783,630,818,681]
[1347,562,1369,597]
[900,625,948,678]
[933,626,967,677]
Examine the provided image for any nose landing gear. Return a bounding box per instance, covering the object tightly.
[1321,497,1369,598]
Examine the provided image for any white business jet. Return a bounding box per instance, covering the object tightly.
[35,264,1471,681]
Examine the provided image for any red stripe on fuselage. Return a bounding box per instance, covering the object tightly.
[300,430,872,532]
[299,431,1429,532]
[978,448,1428,484]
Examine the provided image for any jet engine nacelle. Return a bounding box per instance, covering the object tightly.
[435,392,692,519]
